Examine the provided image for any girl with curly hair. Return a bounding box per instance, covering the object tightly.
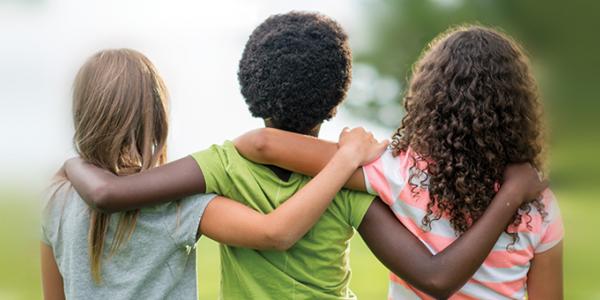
[236,25,563,299]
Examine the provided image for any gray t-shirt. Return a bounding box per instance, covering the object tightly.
[41,182,215,300]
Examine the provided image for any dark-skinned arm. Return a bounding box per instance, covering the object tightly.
[64,156,206,213]
[357,163,546,299]
[526,241,563,300]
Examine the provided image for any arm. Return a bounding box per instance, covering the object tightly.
[200,128,387,250]
[64,156,206,213]
[357,164,547,299]
[40,243,65,300]
[234,128,366,191]
[527,242,563,299]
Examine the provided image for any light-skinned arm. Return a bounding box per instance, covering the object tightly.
[234,128,366,190]
[40,243,65,300]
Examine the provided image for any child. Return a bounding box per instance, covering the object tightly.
[40,48,389,299]
[234,25,563,299]
[63,17,547,299]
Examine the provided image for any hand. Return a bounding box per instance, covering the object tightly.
[337,127,389,167]
[501,163,548,204]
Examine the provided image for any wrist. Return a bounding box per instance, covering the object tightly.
[497,182,526,205]
[333,147,361,170]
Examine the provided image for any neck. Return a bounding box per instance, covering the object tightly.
[262,119,321,181]
[263,120,321,137]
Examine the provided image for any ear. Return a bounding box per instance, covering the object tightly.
[263,118,274,128]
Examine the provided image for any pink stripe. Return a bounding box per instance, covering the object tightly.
[380,148,563,299]
[364,159,395,206]
[507,215,543,234]
[541,189,555,206]
[394,215,456,252]
[540,216,564,244]
[397,185,432,211]
[483,247,534,268]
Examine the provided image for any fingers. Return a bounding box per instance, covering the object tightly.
[380,139,390,149]
[338,127,387,149]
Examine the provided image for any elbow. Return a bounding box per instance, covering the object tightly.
[420,276,458,300]
[250,128,273,160]
[85,182,114,213]
[236,128,274,163]
[264,228,296,251]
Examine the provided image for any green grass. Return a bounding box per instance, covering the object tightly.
[1,188,598,299]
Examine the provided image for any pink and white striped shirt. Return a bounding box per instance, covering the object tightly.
[363,148,563,300]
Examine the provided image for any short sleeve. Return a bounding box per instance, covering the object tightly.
[168,193,217,247]
[362,149,406,206]
[41,180,71,246]
[41,204,53,245]
[41,223,52,245]
[535,190,564,253]
[190,143,234,195]
[339,189,375,229]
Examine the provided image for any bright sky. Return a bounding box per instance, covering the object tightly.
[0,0,391,186]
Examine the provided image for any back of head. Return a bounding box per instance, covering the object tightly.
[392,25,545,239]
[73,48,169,174]
[238,11,352,134]
[72,48,169,282]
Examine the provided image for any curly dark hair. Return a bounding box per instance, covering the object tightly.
[238,11,352,134]
[392,25,546,243]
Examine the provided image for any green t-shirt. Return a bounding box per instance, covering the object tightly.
[192,141,375,300]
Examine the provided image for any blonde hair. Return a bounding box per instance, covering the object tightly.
[72,49,169,283]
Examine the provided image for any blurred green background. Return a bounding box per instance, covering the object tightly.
[4,189,598,299]
[2,0,599,299]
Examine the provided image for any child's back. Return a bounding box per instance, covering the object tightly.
[193,142,373,299]
[42,182,213,299]
[365,25,564,299]
[198,12,374,299]
[41,48,215,299]
[363,149,563,299]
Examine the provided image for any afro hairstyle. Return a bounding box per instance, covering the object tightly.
[238,11,352,134]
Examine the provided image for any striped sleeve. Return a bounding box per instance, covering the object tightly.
[362,149,406,206]
[535,190,564,253]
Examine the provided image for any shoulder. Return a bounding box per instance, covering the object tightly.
[526,188,562,224]
[190,141,238,163]
[43,180,81,218]
[41,180,86,245]
[190,141,252,174]
[179,194,217,216]
[363,148,419,202]
[532,189,564,253]
[161,194,218,246]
